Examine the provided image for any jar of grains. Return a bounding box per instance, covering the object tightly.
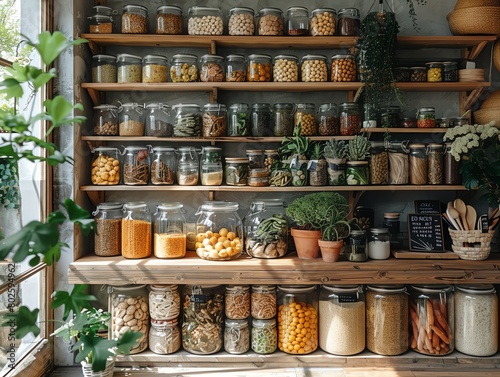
[199,54,224,82]
[202,103,227,137]
[410,285,454,356]
[295,103,316,136]
[225,285,251,319]
[93,202,123,257]
[369,141,388,185]
[228,7,255,35]
[145,103,173,137]
[277,285,318,354]
[272,103,295,136]
[409,143,428,185]
[444,142,461,185]
[187,6,223,35]
[172,103,202,137]
[153,203,186,259]
[388,141,410,184]
[122,146,149,186]
[337,8,360,36]
[149,319,181,354]
[227,103,250,136]
[117,53,142,83]
[182,285,224,354]
[93,104,118,136]
[201,163,223,186]
[121,202,151,259]
[256,7,284,36]
[339,102,361,136]
[142,55,168,83]
[176,146,199,186]
[247,54,272,82]
[224,319,250,354]
[426,62,443,82]
[109,285,149,353]
[427,143,443,185]
[251,285,277,319]
[91,147,121,185]
[454,285,498,356]
[331,54,357,82]
[286,6,309,36]
[273,55,299,82]
[417,107,435,128]
[368,228,391,260]
[250,103,272,136]
[366,285,409,355]
[150,146,176,185]
[442,61,458,82]
[246,149,264,170]
[300,54,328,82]
[121,4,148,34]
[91,54,116,83]
[88,14,114,34]
[252,318,277,354]
[319,285,365,355]
[149,284,181,321]
[310,8,336,36]
[170,54,199,83]
[346,161,369,185]
[225,54,247,82]
[318,103,339,136]
[347,229,367,262]
[156,5,183,35]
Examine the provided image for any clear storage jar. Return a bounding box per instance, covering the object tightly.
[339,102,361,136]
[417,107,436,128]
[251,318,277,354]
[394,66,410,82]
[251,285,277,319]
[272,103,295,136]
[93,104,118,136]
[427,143,443,185]
[195,202,243,260]
[121,4,148,34]
[286,6,309,36]
[319,285,365,355]
[89,14,113,34]
[202,103,226,137]
[443,61,458,82]
[109,284,149,354]
[310,8,336,36]
[246,149,264,169]
[118,102,144,136]
[145,103,172,137]
[410,66,426,82]
[383,213,400,238]
[176,146,199,185]
[318,103,339,136]
[153,203,186,259]
[227,103,250,136]
[200,162,223,186]
[199,54,224,82]
[347,230,367,262]
[346,161,369,186]
[117,53,142,83]
[251,103,272,136]
[444,142,461,185]
[331,54,356,82]
[172,103,202,137]
[277,285,318,354]
[142,55,168,83]
[93,202,122,257]
[122,146,149,185]
[150,146,176,185]
[401,117,417,128]
[409,143,428,185]
[187,6,223,35]
[224,319,250,354]
[149,284,181,321]
[300,54,328,82]
[182,285,224,354]
[200,146,222,164]
[337,8,360,36]
[121,202,151,259]
[247,54,272,82]
[228,7,255,36]
[257,7,284,36]
[388,141,410,184]
[92,5,115,16]
[170,54,199,83]
[264,150,279,170]
[149,319,181,354]
[381,106,401,128]
[225,158,249,186]
[225,285,251,319]
[273,55,299,82]
[368,228,391,260]
[91,147,121,185]
[226,54,247,82]
[156,5,183,35]
[294,103,316,136]
[91,54,116,83]
[426,62,443,82]
[369,141,388,185]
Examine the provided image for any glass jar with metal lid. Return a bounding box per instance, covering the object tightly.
[149,284,181,321]
[200,146,222,164]
[122,146,149,186]
[331,54,357,82]
[339,102,361,136]
[346,161,369,186]
[251,103,272,136]
[381,106,401,128]
[150,146,176,185]
[172,103,202,137]
[176,146,199,185]
[264,150,279,170]
[347,229,367,262]
[410,66,426,82]
[388,141,410,184]
[187,6,223,35]
[368,228,391,259]
[93,104,118,135]
[310,8,336,36]
[92,5,115,16]
[272,103,295,136]
[383,212,400,238]
[93,202,122,257]
[273,55,299,82]
[251,318,277,354]
[319,285,365,355]
[91,54,116,83]
[444,142,461,185]
[256,7,284,36]
[225,285,251,319]
[202,103,227,137]
[91,147,121,185]
[170,54,199,83]
[246,149,264,169]
[225,158,249,186]
[251,285,277,319]
[409,143,428,185]
[156,5,183,35]
[149,319,181,354]
[224,319,250,354]
[286,6,309,35]
[89,14,114,34]
[119,102,144,136]
[199,54,224,82]
[144,103,172,137]
[410,285,454,355]
[142,55,168,83]
[300,54,328,82]
[442,61,458,82]
[121,4,148,33]
[153,203,186,259]
[226,54,247,82]
[437,118,451,128]
[337,8,360,36]
[417,107,435,128]
[227,103,250,136]
[200,163,223,186]
[318,103,339,136]
[121,202,151,259]
[426,62,443,82]
[427,143,443,185]
[117,53,142,83]
[369,141,388,185]
[228,7,255,35]
[247,54,272,82]
[295,103,316,135]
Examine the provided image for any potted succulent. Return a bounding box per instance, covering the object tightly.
[278,124,311,186]
[346,135,371,185]
[307,141,328,186]
[324,139,348,185]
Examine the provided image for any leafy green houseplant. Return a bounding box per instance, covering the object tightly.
[324,139,348,185]
[347,135,371,185]
[307,141,327,186]
[278,124,311,186]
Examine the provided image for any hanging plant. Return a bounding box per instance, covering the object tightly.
[0,157,20,209]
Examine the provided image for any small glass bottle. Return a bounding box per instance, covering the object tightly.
[121,202,151,259]
[331,54,357,82]
[225,285,251,319]
[122,146,149,185]
[444,142,461,185]
[337,8,360,36]
[256,7,284,36]
[310,8,336,36]
[156,5,183,35]
[93,104,118,136]
[427,143,444,185]
[339,102,361,136]
[286,6,309,36]
[202,103,227,137]
[91,147,121,185]
[93,202,122,257]
[121,4,148,34]
[153,203,186,259]
[272,103,295,136]
[187,6,224,35]
[117,53,142,83]
[273,55,299,82]
[224,319,250,354]
[294,103,316,136]
[91,54,116,83]
[145,103,172,137]
[368,228,391,259]
[170,54,199,83]
[118,102,144,136]
[227,103,250,136]
[150,146,176,185]
[176,146,199,186]
[426,62,443,82]
[369,141,388,185]
[250,103,272,136]
[251,318,277,354]
[417,107,436,128]
[149,319,181,355]
[409,143,428,185]
[251,285,277,319]
[347,230,367,262]
[225,158,249,186]
[199,54,225,82]
[172,103,202,137]
[149,284,181,321]
[142,55,168,83]
[228,7,255,36]
[247,54,272,82]
[300,54,328,82]
[226,54,247,82]
[318,103,339,136]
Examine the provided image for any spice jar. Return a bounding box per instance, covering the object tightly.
[227,103,250,136]
[300,54,328,82]
[318,103,339,136]
[156,5,183,35]
[273,55,299,82]
[331,54,357,82]
[277,285,318,354]
[117,53,142,83]
[153,203,186,259]
[226,54,247,82]
[182,285,224,354]
[427,143,443,185]
[409,143,428,185]
[319,285,365,355]
[250,103,272,136]
[172,103,202,137]
[199,54,224,82]
[388,141,410,184]
[417,107,436,128]
[225,158,249,186]
[202,103,226,137]
[224,319,250,354]
[426,62,443,82]
[149,319,181,354]
[366,285,408,355]
[142,55,168,83]
[93,105,118,136]
[122,146,149,185]
[444,142,461,185]
[91,147,121,185]
[121,4,148,34]
[89,14,114,34]
[225,285,251,320]
[410,66,426,82]
[228,7,255,36]
[339,102,361,136]
[368,228,391,260]
[176,146,199,186]
[337,8,360,36]
[256,7,284,36]
[118,102,144,136]
[91,54,116,83]
[346,161,369,186]
[247,54,272,82]
[187,6,223,35]
[369,141,388,185]
[195,202,244,261]
[149,284,181,321]
[294,103,316,136]
[286,6,309,36]
[347,230,367,262]
[251,318,277,354]
[170,54,199,83]
[251,285,277,319]
[443,61,458,82]
[310,8,336,36]
[121,202,151,259]
[410,285,454,356]
[93,202,122,257]
[454,285,498,357]
[272,103,295,136]
[150,146,175,185]
[109,285,149,354]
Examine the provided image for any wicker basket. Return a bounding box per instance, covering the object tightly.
[480,90,500,109]
[448,229,495,260]
[81,358,115,377]
[454,0,500,10]
[494,39,500,72]
[447,6,500,35]
[473,108,500,126]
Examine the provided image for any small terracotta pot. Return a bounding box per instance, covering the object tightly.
[290,227,322,259]
[318,239,344,262]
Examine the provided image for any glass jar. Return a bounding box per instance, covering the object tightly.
[444,142,461,185]
[224,319,250,354]
[202,103,227,137]
[226,54,247,82]
[286,6,309,36]
[388,141,410,184]
[122,146,149,185]
[121,4,148,34]
[300,54,328,82]
[201,163,223,186]
[273,55,299,82]
[409,143,428,185]
[401,117,417,128]
[199,54,224,82]
[244,199,288,259]
[277,285,318,354]
[170,54,199,83]
[225,158,249,186]
[118,102,144,136]
[264,150,279,170]
[91,147,121,185]
[347,230,367,262]
[339,102,361,136]
[272,103,295,136]
[363,103,377,129]
[417,107,436,128]
[122,202,151,259]
[247,54,272,82]
[145,103,172,137]
[426,62,443,82]
[427,143,443,185]
[149,284,181,321]
[410,285,454,356]
[366,285,408,355]
[369,141,388,185]
[294,103,316,136]
[437,117,451,128]
[331,54,357,82]
[251,285,277,319]
[250,103,272,136]
[394,66,410,82]
[442,61,458,82]
[142,55,168,83]
[383,213,400,239]
[117,53,142,83]
[92,5,115,16]
[410,66,426,82]
[337,8,360,36]
[93,202,122,257]
[150,146,175,185]
[227,103,250,136]
[246,149,264,169]
[319,285,365,355]
[251,318,277,354]
[153,203,186,259]
[89,14,114,34]
[187,6,223,35]
[176,146,199,186]
[93,104,118,135]
[228,7,255,36]
[381,106,401,128]
[149,319,181,354]
[200,146,222,164]
[318,103,339,136]
[454,285,498,357]
[172,103,202,137]
[182,285,224,354]
[354,206,374,230]
[108,285,149,354]
[225,285,251,319]
[368,228,391,260]
[91,54,116,83]
[195,202,243,260]
[156,5,183,35]
[256,7,284,36]
[310,8,336,36]
[346,161,369,186]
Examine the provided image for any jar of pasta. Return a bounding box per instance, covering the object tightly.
[273,55,299,82]
[150,146,175,185]
[228,7,255,35]
[295,103,316,136]
[224,319,250,354]
[121,202,151,259]
[170,54,199,83]
[310,8,336,36]
[118,102,144,136]
[153,203,186,259]
[91,147,121,185]
[256,7,284,36]
[331,54,356,82]
[427,143,443,185]
[187,6,223,35]
[93,104,119,136]
[149,284,181,321]
[300,54,328,82]
[339,102,361,136]
[92,54,116,83]
[117,53,142,83]
[251,285,277,319]
[156,5,183,35]
[388,141,410,185]
[122,146,149,186]
[121,4,148,34]
[225,285,251,319]
[247,54,272,82]
[149,319,181,354]
[145,103,172,137]
[199,54,224,82]
[202,103,227,137]
[172,103,202,137]
[142,55,168,83]
[251,318,277,354]
[318,103,339,136]
[93,202,123,257]
[226,54,247,82]
[409,143,428,185]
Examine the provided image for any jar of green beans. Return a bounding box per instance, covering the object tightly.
[251,318,277,354]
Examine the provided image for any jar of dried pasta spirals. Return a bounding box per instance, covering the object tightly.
[225,285,251,319]
[122,146,149,186]
[148,284,181,321]
[251,285,277,319]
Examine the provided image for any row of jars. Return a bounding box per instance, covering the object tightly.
[394,62,459,83]
[110,283,499,357]
[90,5,360,37]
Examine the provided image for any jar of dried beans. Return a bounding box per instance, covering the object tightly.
[202,103,227,137]
[251,285,277,319]
[225,285,251,319]
[331,54,357,82]
[122,146,149,185]
[93,104,118,136]
[91,147,121,185]
[118,102,144,136]
[295,103,316,136]
[199,54,224,82]
[318,103,339,136]
[427,143,443,185]
[156,5,183,35]
[187,6,224,35]
[369,141,388,185]
[153,203,186,259]
[121,4,148,34]
[273,55,299,82]
[89,14,114,34]
[286,6,309,36]
[148,284,181,321]
[121,202,152,259]
[93,202,123,257]
[256,7,284,36]
[300,54,328,82]
[339,102,361,136]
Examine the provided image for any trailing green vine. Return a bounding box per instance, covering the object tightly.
[0,157,19,209]
[405,0,427,32]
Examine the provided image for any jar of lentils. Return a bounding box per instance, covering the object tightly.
[228,7,255,35]
[310,8,336,36]
[294,103,316,136]
[257,7,284,36]
[170,54,199,83]
[121,4,148,34]
[142,55,168,83]
[187,6,223,35]
[331,54,357,82]
[339,102,361,136]
[247,54,272,82]
[93,104,118,136]
[273,55,299,82]
[121,202,152,259]
[156,5,183,35]
[91,147,121,185]
[93,202,122,257]
[226,54,247,82]
[88,14,114,34]
[252,318,277,354]
[117,53,142,83]
[118,103,144,136]
[91,54,116,83]
[149,319,181,355]
[227,103,250,136]
[318,103,339,136]
[300,54,328,82]
[286,6,309,36]
[272,103,295,136]
[337,8,360,36]
[369,141,388,185]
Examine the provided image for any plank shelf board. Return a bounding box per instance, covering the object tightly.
[81,135,355,142]
[367,127,449,133]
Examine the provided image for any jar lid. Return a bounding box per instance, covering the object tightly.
[200,54,224,62]
[172,103,200,110]
[246,149,263,155]
[202,146,222,152]
[247,53,272,60]
[252,284,276,292]
[229,103,249,110]
[229,7,254,14]
[252,318,276,327]
[123,201,148,210]
[339,102,359,108]
[286,6,308,12]
[425,62,443,66]
[120,102,142,108]
[177,146,197,152]
[384,212,400,218]
[367,285,406,293]
[274,54,298,61]
[251,103,271,110]
[312,8,336,14]
[145,102,169,109]
[93,5,115,16]
[150,318,178,327]
[225,157,249,163]
[411,285,453,293]
[370,228,389,234]
[350,230,366,236]
[189,6,222,12]
[278,285,316,292]
[319,103,338,111]
[123,145,148,152]
[152,146,175,152]
[428,143,443,148]
[143,55,168,64]
[409,143,426,148]
[418,107,435,112]
[97,202,123,210]
[347,161,368,166]
[171,53,198,61]
[203,103,226,110]
[321,284,361,293]
[150,284,178,290]
[455,284,495,294]
[116,53,142,63]
[200,202,239,211]
[301,54,327,61]
[410,66,426,70]
[92,54,116,62]
[331,54,353,60]
[442,61,457,66]
[94,104,118,110]
[93,146,119,152]
[264,149,278,154]
[296,103,315,109]
[273,103,294,109]
[157,5,182,13]
[251,198,286,207]
[157,202,184,211]
[226,284,250,292]
[258,7,283,15]
[338,8,360,17]
[89,14,113,22]
[225,318,249,328]
[123,4,148,12]
[109,283,148,290]
[226,54,246,62]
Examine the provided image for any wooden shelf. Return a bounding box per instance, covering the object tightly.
[367,127,449,133]
[81,135,355,143]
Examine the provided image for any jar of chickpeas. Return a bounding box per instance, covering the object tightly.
[310,8,336,36]
[295,103,316,136]
[426,62,443,82]
[331,54,357,82]
[228,7,255,35]
[91,147,121,185]
[256,7,284,36]
[247,54,272,82]
[273,55,299,82]
[300,54,328,82]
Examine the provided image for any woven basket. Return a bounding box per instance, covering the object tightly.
[448,229,495,260]
[494,39,500,72]
[447,6,500,35]
[458,68,484,82]
[454,0,500,10]
[81,358,115,377]
[480,90,500,109]
[473,108,500,125]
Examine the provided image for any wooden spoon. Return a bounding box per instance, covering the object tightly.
[466,205,477,231]
[454,198,469,231]
[447,202,462,230]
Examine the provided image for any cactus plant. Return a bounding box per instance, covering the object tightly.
[348,135,371,161]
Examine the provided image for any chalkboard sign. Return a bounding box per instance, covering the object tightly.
[408,213,444,252]
[414,200,441,214]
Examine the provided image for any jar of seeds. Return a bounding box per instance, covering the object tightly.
[142,55,168,83]
[93,104,119,136]
[228,7,255,35]
[118,103,144,136]
[156,5,183,35]
[172,104,202,137]
[187,6,223,35]
[121,4,148,34]
[117,53,142,83]
[92,54,116,83]
[122,146,149,186]
[318,103,339,136]
[144,103,173,137]
[427,143,443,185]
[93,202,123,257]
[170,54,198,83]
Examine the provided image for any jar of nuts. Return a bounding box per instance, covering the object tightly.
[93,104,119,136]
[339,102,361,136]
[121,201,152,259]
[170,54,199,83]
[426,62,443,82]
[122,146,150,186]
[117,53,142,83]
[369,141,388,185]
[256,7,284,36]
[331,54,357,82]
[337,8,360,36]
[91,147,121,185]
[272,103,295,136]
[226,54,247,82]
[264,150,279,170]
[91,54,116,83]
[88,14,114,34]
[295,103,316,136]
[247,54,272,82]
[121,4,148,34]
[410,66,426,82]
[310,8,336,36]
[300,54,328,82]
[187,6,224,35]
[142,54,168,83]
[227,103,250,136]
[145,103,173,137]
[318,103,339,136]
[118,102,144,136]
[156,5,183,35]
[250,103,272,136]
[273,55,299,82]
[286,6,309,36]
[228,7,255,36]
[202,103,227,137]
[199,54,225,82]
